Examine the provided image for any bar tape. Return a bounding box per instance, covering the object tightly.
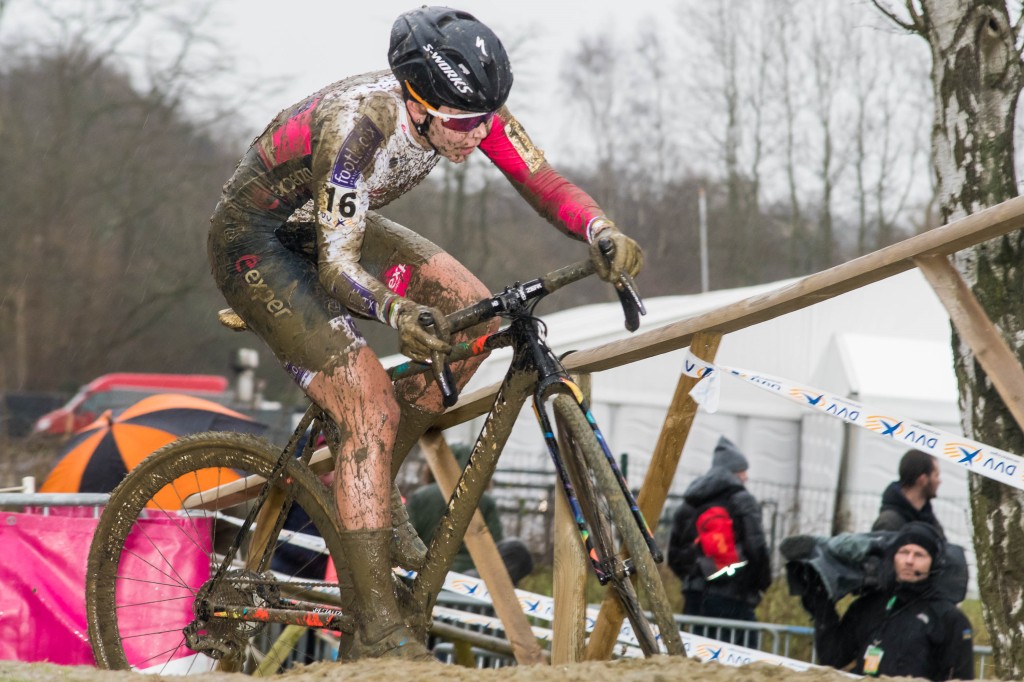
[682,350,1024,491]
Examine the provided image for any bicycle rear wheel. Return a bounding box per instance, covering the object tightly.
[552,395,684,656]
[86,432,349,675]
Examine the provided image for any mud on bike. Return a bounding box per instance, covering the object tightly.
[85,243,686,674]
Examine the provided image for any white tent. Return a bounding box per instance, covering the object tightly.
[406,268,980,592]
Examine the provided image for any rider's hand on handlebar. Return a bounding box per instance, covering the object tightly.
[396,301,452,363]
[588,221,644,284]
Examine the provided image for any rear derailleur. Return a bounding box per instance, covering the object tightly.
[183,568,280,662]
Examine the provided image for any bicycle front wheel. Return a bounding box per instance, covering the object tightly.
[86,431,349,675]
[552,395,685,656]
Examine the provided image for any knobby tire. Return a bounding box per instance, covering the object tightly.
[552,395,685,656]
[85,431,348,676]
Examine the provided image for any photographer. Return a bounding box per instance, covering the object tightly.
[799,522,973,680]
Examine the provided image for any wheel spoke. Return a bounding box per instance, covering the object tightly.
[86,432,350,675]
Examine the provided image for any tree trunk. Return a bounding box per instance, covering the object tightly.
[885,1,1024,676]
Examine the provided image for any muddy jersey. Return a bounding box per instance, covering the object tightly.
[215,70,605,328]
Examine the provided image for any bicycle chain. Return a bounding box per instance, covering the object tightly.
[225,575,336,591]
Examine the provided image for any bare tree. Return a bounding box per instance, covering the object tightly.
[770,0,811,274]
[675,0,774,286]
[844,11,931,253]
[808,4,852,269]
[0,0,250,393]
[873,1,1024,676]
[561,33,621,210]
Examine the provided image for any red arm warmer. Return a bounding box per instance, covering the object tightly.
[479,112,603,241]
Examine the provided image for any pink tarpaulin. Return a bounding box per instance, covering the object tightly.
[0,508,211,666]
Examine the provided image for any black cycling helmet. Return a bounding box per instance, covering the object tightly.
[389,6,513,113]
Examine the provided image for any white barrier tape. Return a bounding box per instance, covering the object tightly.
[207,514,645,648]
[396,567,658,653]
[435,601,831,674]
[402,567,833,673]
[683,634,832,673]
[432,604,554,644]
[209,490,826,669]
[682,350,1024,491]
[432,596,831,675]
[684,353,721,412]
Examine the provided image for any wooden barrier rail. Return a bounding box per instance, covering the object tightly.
[435,194,1024,661]
[436,195,1024,429]
[186,195,1024,665]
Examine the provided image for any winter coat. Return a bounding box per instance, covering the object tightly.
[406,482,503,573]
[667,467,772,606]
[871,481,944,535]
[811,579,973,680]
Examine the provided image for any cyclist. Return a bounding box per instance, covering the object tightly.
[208,5,643,659]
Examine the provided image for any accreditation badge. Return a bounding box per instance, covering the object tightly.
[862,644,884,676]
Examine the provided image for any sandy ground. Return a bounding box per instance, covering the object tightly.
[0,656,926,682]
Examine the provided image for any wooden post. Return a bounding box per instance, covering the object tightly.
[419,432,546,665]
[452,639,476,667]
[914,254,1024,431]
[585,331,722,660]
[551,371,591,664]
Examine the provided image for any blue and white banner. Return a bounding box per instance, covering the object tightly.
[682,350,1024,492]
[423,569,824,672]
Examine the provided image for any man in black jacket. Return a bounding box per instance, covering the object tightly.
[803,522,973,680]
[872,449,944,535]
[667,436,772,646]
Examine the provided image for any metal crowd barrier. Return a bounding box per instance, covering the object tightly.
[674,613,813,658]
[0,485,997,676]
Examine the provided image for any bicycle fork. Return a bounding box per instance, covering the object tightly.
[534,375,663,584]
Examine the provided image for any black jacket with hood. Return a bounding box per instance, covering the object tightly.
[805,522,973,681]
[667,454,772,606]
[871,480,944,535]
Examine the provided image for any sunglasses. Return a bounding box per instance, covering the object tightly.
[406,82,494,133]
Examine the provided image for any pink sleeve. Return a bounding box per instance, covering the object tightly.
[479,113,603,241]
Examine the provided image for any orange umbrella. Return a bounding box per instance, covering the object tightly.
[40,393,264,508]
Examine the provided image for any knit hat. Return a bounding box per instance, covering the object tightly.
[893,521,942,560]
[711,435,749,473]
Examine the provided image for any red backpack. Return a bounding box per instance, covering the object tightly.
[694,505,744,577]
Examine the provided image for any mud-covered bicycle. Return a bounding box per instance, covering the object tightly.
[85,244,685,674]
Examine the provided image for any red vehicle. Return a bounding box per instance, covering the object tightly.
[31,373,230,436]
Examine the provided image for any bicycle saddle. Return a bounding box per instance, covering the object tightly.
[218,308,248,332]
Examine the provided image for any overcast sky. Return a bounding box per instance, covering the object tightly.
[207,1,676,159]
[1,1,680,160]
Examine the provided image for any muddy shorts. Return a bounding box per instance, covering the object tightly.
[208,209,442,388]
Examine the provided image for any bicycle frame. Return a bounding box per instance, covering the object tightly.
[387,265,658,615]
[205,256,655,631]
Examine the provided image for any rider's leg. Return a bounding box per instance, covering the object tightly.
[360,214,499,566]
[335,528,431,659]
[361,211,499,429]
[385,252,500,569]
[307,348,397,530]
[306,353,430,658]
[318,384,427,569]
[390,249,500,468]
[210,215,429,658]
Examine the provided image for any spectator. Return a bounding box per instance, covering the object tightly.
[872,449,944,535]
[667,436,772,646]
[406,443,533,585]
[801,521,973,681]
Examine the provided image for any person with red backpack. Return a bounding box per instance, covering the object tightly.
[667,435,773,647]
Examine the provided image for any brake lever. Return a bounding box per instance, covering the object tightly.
[417,312,459,408]
[597,238,647,332]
